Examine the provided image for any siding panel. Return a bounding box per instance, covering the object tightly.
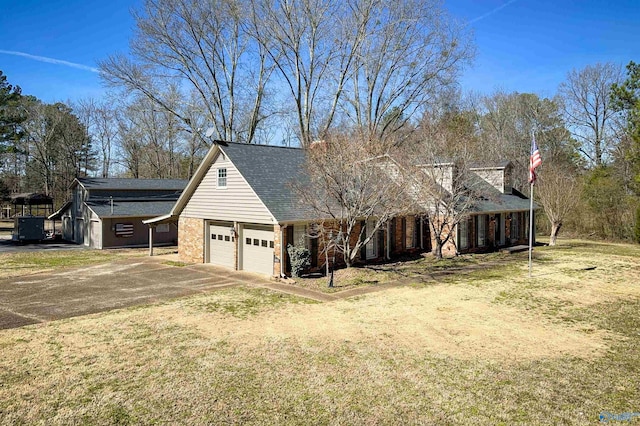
[182,153,274,224]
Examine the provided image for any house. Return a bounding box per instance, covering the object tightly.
[49,178,188,249]
[146,141,535,277]
[455,162,533,254]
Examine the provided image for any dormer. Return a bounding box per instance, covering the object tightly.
[470,161,513,194]
[418,160,458,193]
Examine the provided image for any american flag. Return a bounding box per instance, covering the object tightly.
[529,135,542,184]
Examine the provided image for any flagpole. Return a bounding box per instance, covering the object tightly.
[528,131,541,278]
[528,182,534,277]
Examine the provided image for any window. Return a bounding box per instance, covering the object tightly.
[212,234,217,240]
[511,213,520,240]
[75,189,82,214]
[246,237,251,245]
[477,215,488,247]
[269,241,274,249]
[253,238,259,246]
[217,168,227,188]
[405,217,415,249]
[458,218,469,250]
[224,235,230,241]
[293,224,308,248]
[261,240,268,247]
[156,223,170,233]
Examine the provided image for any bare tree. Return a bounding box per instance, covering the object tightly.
[114,106,143,178]
[74,98,118,178]
[343,0,473,143]
[558,62,623,167]
[99,0,272,143]
[294,131,411,267]
[250,0,472,147]
[476,91,576,191]
[396,112,485,259]
[249,0,362,146]
[536,164,580,246]
[114,96,186,178]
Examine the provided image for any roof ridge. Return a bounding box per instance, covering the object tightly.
[217,140,303,151]
[79,177,188,181]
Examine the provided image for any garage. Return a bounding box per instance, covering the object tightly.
[242,225,274,276]
[208,223,235,268]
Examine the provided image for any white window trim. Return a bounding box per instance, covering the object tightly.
[477,214,487,247]
[217,167,227,189]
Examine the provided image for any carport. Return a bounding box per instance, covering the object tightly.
[143,214,179,256]
[5,193,54,217]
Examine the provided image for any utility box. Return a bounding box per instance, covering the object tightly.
[12,216,46,242]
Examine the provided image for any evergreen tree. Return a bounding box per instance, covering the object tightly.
[0,71,26,193]
[611,61,640,195]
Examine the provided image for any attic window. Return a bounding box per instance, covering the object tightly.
[217,168,227,188]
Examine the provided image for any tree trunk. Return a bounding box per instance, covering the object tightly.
[549,221,562,246]
[434,242,443,259]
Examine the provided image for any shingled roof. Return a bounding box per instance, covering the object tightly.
[77,178,188,191]
[160,140,533,226]
[217,142,314,222]
[86,200,179,218]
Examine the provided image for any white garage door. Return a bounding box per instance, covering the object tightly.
[208,224,235,268]
[242,226,274,276]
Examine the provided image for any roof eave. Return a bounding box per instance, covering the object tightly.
[167,143,223,218]
[142,214,178,225]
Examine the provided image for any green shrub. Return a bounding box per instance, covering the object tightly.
[287,244,311,278]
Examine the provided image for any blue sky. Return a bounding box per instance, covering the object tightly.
[1,0,639,103]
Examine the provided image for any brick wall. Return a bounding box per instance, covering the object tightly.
[179,216,204,263]
[430,217,457,256]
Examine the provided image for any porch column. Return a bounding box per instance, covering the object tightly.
[148,225,154,256]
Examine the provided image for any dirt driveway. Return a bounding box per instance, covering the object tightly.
[0,257,274,330]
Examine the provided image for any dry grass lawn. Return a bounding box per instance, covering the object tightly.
[1,238,639,425]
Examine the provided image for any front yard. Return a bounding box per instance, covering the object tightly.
[1,239,639,424]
